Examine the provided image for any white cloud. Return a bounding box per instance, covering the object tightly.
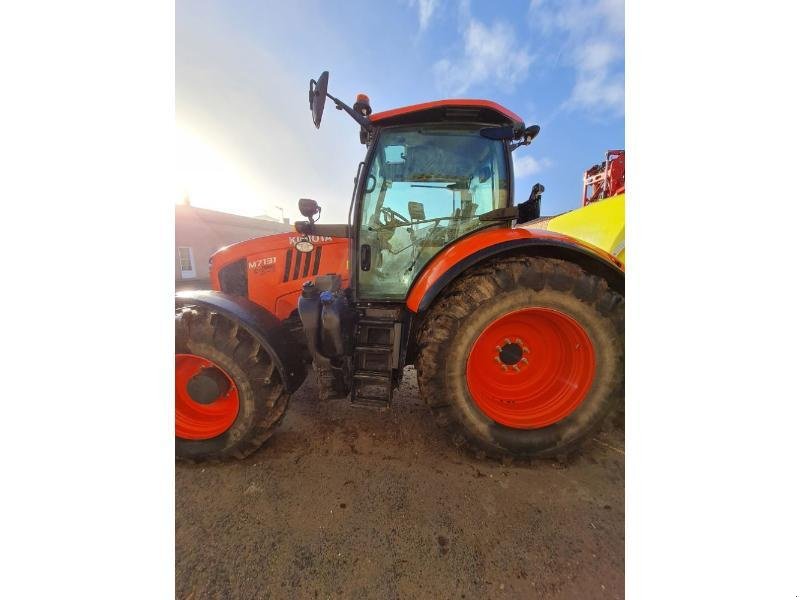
[433,19,534,96]
[409,0,438,32]
[514,155,552,178]
[529,0,624,116]
[570,39,624,114]
[532,0,623,37]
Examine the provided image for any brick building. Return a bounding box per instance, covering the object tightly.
[175,203,292,290]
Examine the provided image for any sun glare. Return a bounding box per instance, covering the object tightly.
[176,127,280,218]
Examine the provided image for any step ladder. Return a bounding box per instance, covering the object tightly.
[351,310,401,409]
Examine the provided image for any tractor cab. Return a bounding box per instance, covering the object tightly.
[302,72,543,301]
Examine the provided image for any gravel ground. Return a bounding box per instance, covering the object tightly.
[176,367,625,599]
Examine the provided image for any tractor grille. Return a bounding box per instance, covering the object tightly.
[282,246,322,283]
[218,259,248,297]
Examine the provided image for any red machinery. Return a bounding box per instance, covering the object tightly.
[582,149,625,206]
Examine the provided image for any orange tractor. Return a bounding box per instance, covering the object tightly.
[175,71,624,461]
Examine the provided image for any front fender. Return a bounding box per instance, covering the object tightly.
[176,290,307,393]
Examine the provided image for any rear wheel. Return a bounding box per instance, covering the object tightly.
[416,256,624,459]
[175,305,289,461]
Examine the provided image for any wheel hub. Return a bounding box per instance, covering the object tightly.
[496,338,528,370]
[187,367,231,405]
[175,354,240,440]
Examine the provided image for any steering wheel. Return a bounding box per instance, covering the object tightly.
[379,206,410,227]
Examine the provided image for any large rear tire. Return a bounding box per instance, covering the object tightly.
[175,305,289,461]
[415,256,624,460]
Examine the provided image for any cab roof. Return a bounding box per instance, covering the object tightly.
[369,99,525,133]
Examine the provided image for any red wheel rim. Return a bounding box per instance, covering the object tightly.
[466,307,595,429]
[175,353,240,440]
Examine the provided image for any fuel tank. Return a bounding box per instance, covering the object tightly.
[209,232,350,320]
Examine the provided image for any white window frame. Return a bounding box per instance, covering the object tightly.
[177,246,196,279]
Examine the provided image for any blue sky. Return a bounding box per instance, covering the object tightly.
[177,0,623,222]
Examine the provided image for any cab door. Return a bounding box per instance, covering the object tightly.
[356,125,510,301]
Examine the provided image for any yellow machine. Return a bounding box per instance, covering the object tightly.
[530,193,625,266]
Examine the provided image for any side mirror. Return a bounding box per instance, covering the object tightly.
[308,71,329,129]
[510,124,542,151]
[522,125,540,143]
[517,183,544,224]
[298,198,321,222]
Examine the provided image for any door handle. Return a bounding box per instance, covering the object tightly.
[360,244,371,271]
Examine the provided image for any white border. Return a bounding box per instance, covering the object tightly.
[627,1,800,598]
[1,1,799,598]
[1,1,174,597]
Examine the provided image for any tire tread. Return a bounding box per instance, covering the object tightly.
[176,305,290,462]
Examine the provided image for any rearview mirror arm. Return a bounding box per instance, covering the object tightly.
[326,92,374,131]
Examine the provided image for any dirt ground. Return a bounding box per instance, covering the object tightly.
[176,367,624,599]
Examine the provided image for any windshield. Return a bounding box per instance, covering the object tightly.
[358,125,509,300]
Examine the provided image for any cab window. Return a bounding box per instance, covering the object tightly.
[358,125,509,300]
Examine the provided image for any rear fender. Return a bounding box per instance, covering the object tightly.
[176,290,307,392]
[406,228,624,314]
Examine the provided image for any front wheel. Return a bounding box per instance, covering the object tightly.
[415,256,624,459]
[175,305,289,461]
